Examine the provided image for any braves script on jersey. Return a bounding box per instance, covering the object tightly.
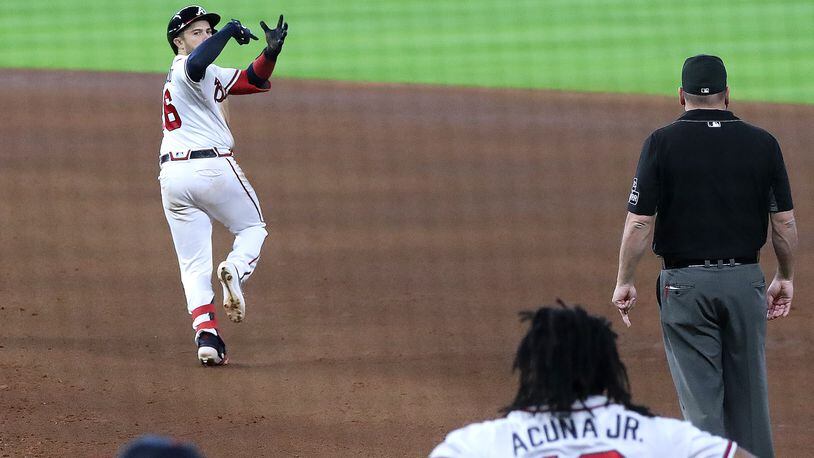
[430,396,737,458]
[161,54,240,154]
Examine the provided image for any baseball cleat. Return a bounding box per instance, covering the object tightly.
[218,261,245,323]
[196,331,227,366]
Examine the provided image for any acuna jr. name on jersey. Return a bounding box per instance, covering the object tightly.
[511,413,641,456]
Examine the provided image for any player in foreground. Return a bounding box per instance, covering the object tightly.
[429,302,754,457]
[160,5,288,365]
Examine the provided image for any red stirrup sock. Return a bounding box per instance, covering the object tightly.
[191,303,219,337]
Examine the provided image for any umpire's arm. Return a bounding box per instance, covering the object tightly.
[767,209,797,320]
[617,212,655,286]
[612,212,655,327]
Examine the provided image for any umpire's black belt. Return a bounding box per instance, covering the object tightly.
[663,254,759,269]
[159,148,233,164]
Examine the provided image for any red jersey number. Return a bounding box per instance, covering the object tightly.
[163,89,182,131]
[545,451,624,458]
[581,451,624,458]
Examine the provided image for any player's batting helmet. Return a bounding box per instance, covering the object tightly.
[167,5,221,54]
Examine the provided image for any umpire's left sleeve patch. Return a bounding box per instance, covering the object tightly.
[628,178,640,205]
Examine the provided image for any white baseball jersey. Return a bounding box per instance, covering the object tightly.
[430,396,737,458]
[158,54,267,322]
[160,54,241,155]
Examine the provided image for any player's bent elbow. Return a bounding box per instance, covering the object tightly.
[229,70,271,95]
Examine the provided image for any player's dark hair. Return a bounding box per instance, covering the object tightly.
[502,300,653,417]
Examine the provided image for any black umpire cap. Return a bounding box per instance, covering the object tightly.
[167,5,221,54]
[682,54,727,95]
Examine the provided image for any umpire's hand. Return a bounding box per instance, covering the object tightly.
[612,284,636,327]
[766,277,793,320]
[261,15,288,58]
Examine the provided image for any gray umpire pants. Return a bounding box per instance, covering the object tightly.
[658,263,773,458]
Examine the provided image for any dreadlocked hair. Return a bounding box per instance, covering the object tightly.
[502,299,652,417]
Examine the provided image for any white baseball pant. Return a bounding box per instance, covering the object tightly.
[159,156,267,314]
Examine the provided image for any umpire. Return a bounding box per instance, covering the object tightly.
[611,55,797,458]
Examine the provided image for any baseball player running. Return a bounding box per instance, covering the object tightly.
[430,303,754,458]
[160,5,288,366]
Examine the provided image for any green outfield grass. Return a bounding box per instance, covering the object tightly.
[1,0,812,103]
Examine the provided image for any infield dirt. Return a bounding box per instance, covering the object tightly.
[0,70,812,456]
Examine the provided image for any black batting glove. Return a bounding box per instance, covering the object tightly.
[227,19,258,45]
[260,15,288,58]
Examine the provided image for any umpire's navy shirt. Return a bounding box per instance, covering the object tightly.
[628,108,793,259]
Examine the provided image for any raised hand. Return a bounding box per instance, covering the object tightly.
[228,19,258,45]
[260,15,288,57]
